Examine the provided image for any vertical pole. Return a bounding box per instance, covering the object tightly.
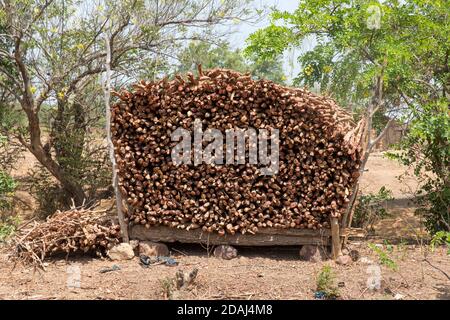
[104,21,129,243]
[330,216,342,259]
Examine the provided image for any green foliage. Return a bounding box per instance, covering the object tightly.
[0,170,16,211]
[0,216,20,242]
[177,41,248,73]
[1,0,255,209]
[431,231,450,255]
[245,24,294,63]
[388,103,450,233]
[28,139,111,217]
[246,0,449,236]
[316,265,339,299]
[27,166,69,218]
[383,240,394,254]
[353,186,393,230]
[368,243,398,271]
[0,166,18,242]
[245,0,449,108]
[177,40,286,84]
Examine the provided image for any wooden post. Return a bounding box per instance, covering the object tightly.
[104,27,129,243]
[330,217,342,259]
[341,183,359,245]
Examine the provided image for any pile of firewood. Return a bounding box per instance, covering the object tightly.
[111,67,362,235]
[11,208,121,265]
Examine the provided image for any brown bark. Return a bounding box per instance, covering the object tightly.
[10,30,86,206]
[20,106,86,206]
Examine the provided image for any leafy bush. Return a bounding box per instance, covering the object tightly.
[0,170,16,211]
[368,243,398,271]
[32,98,112,215]
[0,169,18,242]
[316,265,339,299]
[353,187,393,231]
[0,216,20,242]
[431,231,450,255]
[27,139,111,217]
[388,103,449,234]
[27,166,70,218]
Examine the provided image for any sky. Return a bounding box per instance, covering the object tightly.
[228,0,317,83]
[230,0,298,47]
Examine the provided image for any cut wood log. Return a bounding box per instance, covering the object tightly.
[111,68,362,236]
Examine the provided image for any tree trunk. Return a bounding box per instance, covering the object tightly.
[22,106,86,206]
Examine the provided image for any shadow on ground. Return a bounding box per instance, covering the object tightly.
[169,243,306,261]
[434,284,450,300]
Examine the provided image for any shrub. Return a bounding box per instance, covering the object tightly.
[0,216,20,242]
[368,243,398,271]
[387,103,449,234]
[353,186,393,231]
[27,134,111,217]
[0,170,18,242]
[0,170,16,211]
[431,231,450,255]
[316,265,339,299]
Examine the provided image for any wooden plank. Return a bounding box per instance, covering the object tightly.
[130,225,332,246]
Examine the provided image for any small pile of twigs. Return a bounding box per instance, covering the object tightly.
[11,207,122,266]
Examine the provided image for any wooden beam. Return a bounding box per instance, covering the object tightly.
[130,225,332,246]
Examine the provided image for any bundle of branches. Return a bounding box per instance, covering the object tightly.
[111,68,362,235]
[11,207,121,265]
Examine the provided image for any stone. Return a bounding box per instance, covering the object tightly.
[139,241,169,257]
[335,254,352,265]
[214,245,238,260]
[360,257,374,265]
[299,245,326,262]
[107,243,135,261]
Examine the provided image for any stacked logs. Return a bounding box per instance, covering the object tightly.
[111,68,362,235]
[12,208,121,264]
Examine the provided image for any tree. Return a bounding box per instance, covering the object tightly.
[0,0,254,206]
[245,0,448,109]
[176,40,286,84]
[245,0,449,232]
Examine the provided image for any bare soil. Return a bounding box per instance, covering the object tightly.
[0,151,449,300]
[0,244,448,300]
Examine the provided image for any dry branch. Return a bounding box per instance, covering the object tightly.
[10,208,121,265]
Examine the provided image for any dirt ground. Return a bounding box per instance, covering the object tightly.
[0,152,449,300]
[0,244,449,300]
